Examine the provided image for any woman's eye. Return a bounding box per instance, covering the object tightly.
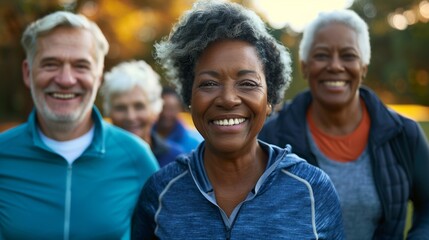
[342,53,359,61]
[198,80,219,88]
[239,80,258,88]
[313,53,329,60]
[113,105,127,112]
[134,103,146,111]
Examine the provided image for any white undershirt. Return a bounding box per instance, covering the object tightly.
[39,126,95,165]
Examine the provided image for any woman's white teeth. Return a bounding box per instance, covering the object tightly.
[52,93,75,99]
[213,118,245,126]
[324,81,346,87]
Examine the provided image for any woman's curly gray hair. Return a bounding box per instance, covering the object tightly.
[154,0,292,106]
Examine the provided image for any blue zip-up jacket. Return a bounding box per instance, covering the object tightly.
[151,131,184,167]
[259,87,429,240]
[0,107,160,240]
[153,120,203,153]
[132,141,344,239]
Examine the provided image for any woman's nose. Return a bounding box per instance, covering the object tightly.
[215,84,241,109]
[327,55,345,72]
[125,108,138,120]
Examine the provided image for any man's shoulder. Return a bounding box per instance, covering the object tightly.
[101,122,159,172]
[103,122,140,141]
[0,123,37,158]
[0,123,28,145]
[102,122,152,153]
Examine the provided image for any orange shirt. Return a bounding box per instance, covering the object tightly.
[307,100,370,162]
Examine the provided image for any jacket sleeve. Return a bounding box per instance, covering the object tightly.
[131,178,159,240]
[406,121,429,239]
[311,167,345,240]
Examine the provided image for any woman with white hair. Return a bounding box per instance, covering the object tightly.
[260,9,429,239]
[102,60,184,167]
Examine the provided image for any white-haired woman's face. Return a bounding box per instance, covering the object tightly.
[301,22,368,109]
[109,86,158,142]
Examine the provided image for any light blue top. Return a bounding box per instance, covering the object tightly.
[308,128,382,240]
[132,141,345,239]
[154,120,203,153]
[0,107,159,240]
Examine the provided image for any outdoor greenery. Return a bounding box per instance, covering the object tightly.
[0,0,428,122]
[0,1,426,236]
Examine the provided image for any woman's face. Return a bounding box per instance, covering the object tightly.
[192,39,270,154]
[301,22,368,109]
[109,86,157,142]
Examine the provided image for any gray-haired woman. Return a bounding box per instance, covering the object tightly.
[260,9,429,240]
[132,1,344,239]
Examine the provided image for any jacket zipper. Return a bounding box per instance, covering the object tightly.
[63,164,72,240]
[226,227,231,240]
[222,206,242,240]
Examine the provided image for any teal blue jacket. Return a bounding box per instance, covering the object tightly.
[0,107,159,240]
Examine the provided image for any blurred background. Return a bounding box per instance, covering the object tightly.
[1,0,429,131]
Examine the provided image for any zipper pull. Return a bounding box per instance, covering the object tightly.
[226,227,231,240]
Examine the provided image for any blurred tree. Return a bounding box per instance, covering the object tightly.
[0,0,428,123]
[0,0,63,121]
[351,0,429,104]
[0,0,194,121]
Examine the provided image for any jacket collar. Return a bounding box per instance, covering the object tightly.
[277,86,403,148]
[359,86,403,143]
[28,106,106,156]
[176,140,304,193]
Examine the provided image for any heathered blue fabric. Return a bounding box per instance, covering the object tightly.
[259,87,429,239]
[132,141,344,239]
[312,142,382,240]
[0,107,160,240]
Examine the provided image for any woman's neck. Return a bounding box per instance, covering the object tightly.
[310,96,363,135]
[203,143,267,216]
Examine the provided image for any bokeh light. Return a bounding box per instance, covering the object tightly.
[249,0,354,32]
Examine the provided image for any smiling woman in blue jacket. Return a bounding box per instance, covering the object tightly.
[131,1,344,239]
